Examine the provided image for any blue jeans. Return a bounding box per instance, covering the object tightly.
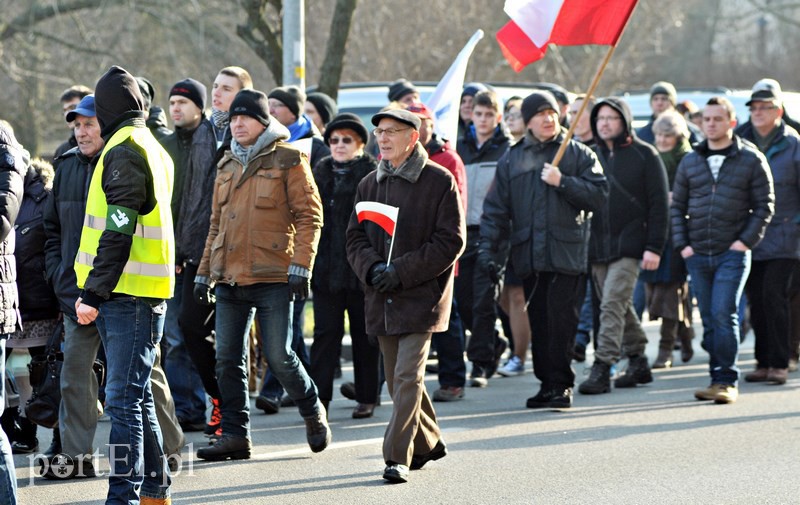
[260,298,310,400]
[163,272,206,423]
[0,338,17,504]
[432,297,466,388]
[215,283,319,439]
[685,250,751,385]
[575,279,593,347]
[95,297,170,504]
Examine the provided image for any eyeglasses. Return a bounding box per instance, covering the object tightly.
[329,136,354,145]
[373,127,411,137]
[596,115,622,123]
[505,113,522,121]
[749,105,778,112]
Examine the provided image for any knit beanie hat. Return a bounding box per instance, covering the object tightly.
[229,89,271,127]
[650,81,678,106]
[461,82,488,99]
[268,86,306,119]
[521,91,560,124]
[306,92,338,126]
[388,78,417,102]
[170,78,207,112]
[95,66,145,129]
[135,76,155,110]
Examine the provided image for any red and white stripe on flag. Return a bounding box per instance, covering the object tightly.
[355,201,399,237]
[496,0,638,72]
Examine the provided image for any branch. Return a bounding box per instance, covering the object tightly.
[317,0,357,99]
[28,29,112,57]
[0,0,109,41]
[237,0,283,84]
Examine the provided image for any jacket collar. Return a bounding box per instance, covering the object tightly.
[376,142,428,183]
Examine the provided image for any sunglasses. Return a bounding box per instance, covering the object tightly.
[329,136,354,145]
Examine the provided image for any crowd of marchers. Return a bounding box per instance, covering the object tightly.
[0,67,797,503]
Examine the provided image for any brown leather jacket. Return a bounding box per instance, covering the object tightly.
[198,139,323,286]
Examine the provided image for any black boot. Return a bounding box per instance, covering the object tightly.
[44,426,61,457]
[615,355,653,388]
[578,361,611,394]
[196,435,252,461]
[11,417,38,454]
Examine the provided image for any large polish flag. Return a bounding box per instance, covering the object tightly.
[496,0,638,72]
[355,201,399,237]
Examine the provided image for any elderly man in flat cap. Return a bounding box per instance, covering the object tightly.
[346,109,465,483]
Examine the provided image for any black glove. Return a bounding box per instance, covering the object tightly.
[477,249,500,284]
[368,262,388,286]
[288,274,310,300]
[374,264,401,293]
[193,281,215,306]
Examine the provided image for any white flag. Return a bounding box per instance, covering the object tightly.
[425,29,484,143]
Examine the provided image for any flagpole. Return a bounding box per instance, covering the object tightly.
[550,1,640,167]
[386,232,396,266]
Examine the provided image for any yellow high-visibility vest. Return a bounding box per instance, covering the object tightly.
[74,125,175,299]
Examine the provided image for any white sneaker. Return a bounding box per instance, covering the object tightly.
[498,355,524,377]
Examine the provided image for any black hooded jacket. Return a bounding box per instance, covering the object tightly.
[589,97,670,263]
[80,65,161,308]
[16,165,59,322]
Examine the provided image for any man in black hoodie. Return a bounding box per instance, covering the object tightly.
[578,97,669,396]
[73,66,174,504]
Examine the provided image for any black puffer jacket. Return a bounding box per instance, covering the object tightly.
[481,130,607,277]
[0,124,26,335]
[671,135,774,255]
[44,147,95,316]
[589,97,670,263]
[312,153,376,293]
[15,166,59,322]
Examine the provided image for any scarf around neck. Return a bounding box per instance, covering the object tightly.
[376,142,428,183]
[287,114,313,142]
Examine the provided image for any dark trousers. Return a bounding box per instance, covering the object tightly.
[432,297,466,388]
[457,228,500,366]
[309,288,379,404]
[523,272,586,389]
[179,262,220,400]
[746,258,799,369]
[260,299,310,399]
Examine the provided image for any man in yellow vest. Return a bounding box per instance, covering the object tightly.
[74,66,174,505]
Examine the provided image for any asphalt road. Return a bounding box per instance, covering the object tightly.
[13,320,800,504]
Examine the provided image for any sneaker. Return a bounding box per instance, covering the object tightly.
[196,435,252,461]
[497,356,524,377]
[340,382,356,400]
[255,395,281,415]
[205,398,222,437]
[694,383,724,401]
[304,404,332,453]
[432,386,464,402]
[615,355,653,388]
[713,384,738,404]
[526,387,572,409]
[578,361,611,394]
[744,368,769,382]
[383,462,409,483]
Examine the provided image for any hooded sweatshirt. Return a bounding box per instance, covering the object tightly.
[588,97,670,263]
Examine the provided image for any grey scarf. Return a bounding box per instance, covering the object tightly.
[376,142,428,183]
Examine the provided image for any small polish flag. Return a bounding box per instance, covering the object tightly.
[356,201,399,237]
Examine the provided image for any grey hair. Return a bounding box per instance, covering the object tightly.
[652,109,689,139]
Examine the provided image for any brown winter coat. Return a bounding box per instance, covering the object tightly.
[198,137,323,286]
[346,143,465,336]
